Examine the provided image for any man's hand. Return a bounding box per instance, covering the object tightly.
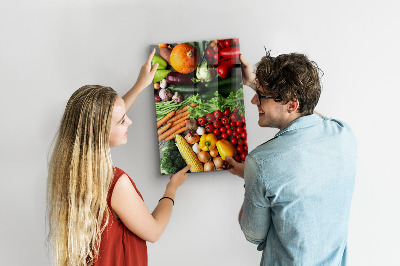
[225,156,245,178]
[239,54,257,91]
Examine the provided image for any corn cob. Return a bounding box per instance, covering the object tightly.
[174,134,204,172]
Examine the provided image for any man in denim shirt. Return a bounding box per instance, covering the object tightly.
[226,52,357,265]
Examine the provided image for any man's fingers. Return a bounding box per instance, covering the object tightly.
[225,156,236,166]
[180,164,191,173]
[239,54,249,67]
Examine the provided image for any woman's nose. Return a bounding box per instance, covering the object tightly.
[127,116,133,126]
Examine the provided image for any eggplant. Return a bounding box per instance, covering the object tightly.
[166,72,194,85]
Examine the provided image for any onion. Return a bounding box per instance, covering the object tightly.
[186,119,198,131]
[213,157,224,168]
[185,132,200,144]
[204,161,215,171]
[209,148,219,157]
[197,151,211,163]
[154,82,160,90]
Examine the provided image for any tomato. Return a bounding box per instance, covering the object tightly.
[213,120,222,128]
[236,121,243,127]
[230,113,240,122]
[220,127,226,133]
[237,138,244,146]
[230,122,235,127]
[232,38,240,46]
[237,127,243,133]
[221,133,228,139]
[231,126,236,131]
[218,40,225,49]
[224,39,232,48]
[240,114,245,121]
[236,145,244,153]
[234,155,241,162]
[232,108,239,113]
[214,110,223,120]
[226,129,233,135]
[213,45,218,52]
[213,53,219,60]
[241,131,247,139]
[244,144,248,152]
[206,113,215,122]
[230,137,238,145]
[197,117,206,126]
[213,129,221,135]
[243,125,246,131]
[223,107,231,116]
[205,123,214,132]
[233,132,238,137]
[240,152,248,161]
[206,48,214,58]
[221,116,230,125]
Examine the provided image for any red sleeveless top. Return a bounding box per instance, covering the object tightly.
[94,167,148,266]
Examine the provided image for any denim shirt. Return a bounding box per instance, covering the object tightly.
[240,114,357,266]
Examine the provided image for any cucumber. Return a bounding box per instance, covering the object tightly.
[204,76,242,88]
[169,85,201,95]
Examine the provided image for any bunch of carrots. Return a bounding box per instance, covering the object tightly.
[157,103,197,142]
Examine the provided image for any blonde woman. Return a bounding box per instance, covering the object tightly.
[47,49,191,266]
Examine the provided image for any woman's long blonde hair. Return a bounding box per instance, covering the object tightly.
[47,85,118,265]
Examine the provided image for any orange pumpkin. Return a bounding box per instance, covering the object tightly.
[170,43,198,74]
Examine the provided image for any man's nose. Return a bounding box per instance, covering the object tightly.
[251,94,259,105]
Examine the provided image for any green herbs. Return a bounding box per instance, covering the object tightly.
[187,88,245,119]
[160,140,187,174]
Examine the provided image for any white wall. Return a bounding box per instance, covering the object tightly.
[1,0,399,265]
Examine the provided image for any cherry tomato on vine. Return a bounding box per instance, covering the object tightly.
[206,113,215,122]
[213,53,219,60]
[226,129,233,135]
[234,155,241,162]
[230,113,240,122]
[232,38,240,46]
[240,152,248,161]
[205,123,214,132]
[214,110,223,120]
[233,132,238,137]
[236,145,244,154]
[223,107,231,116]
[221,133,228,139]
[197,117,206,126]
[237,139,244,146]
[213,120,222,128]
[241,131,247,139]
[206,48,214,58]
[213,129,221,135]
[237,127,243,133]
[236,121,243,127]
[224,39,232,48]
[213,45,218,52]
[221,116,230,125]
[230,137,238,145]
[220,127,227,133]
[230,122,235,127]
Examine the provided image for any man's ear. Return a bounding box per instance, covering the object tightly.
[287,100,299,113]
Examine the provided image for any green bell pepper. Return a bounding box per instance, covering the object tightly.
[154,69,171,83]
[152,54,167,70]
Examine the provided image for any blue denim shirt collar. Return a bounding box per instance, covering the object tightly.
[275,113,322,138]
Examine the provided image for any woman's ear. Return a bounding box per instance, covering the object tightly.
[288,100,299,113]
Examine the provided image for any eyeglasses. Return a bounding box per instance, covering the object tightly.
[255,90,280,105]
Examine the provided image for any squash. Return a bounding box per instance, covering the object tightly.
[170,43,198,74]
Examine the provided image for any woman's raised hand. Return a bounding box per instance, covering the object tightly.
[135,48,158,91]
[168,165,191,191]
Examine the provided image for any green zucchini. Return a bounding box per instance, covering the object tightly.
[169,85,201,95]
[204,76,242,88]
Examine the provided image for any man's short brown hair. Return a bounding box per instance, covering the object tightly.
[255,52,322,115]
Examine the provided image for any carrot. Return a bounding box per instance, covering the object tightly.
[157,122,172,136]
[167,110,191,124]
[189,103,197,108]
[171,115,189,127]
[165,127,188,141]
[157,110,175,129]
[177,106,188,114]
[158,121,187,142]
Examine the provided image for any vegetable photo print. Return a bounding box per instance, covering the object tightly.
[151,38,248,174]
